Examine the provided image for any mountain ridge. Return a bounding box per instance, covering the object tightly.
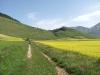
[71,22,100,37]
[51,26,94,39]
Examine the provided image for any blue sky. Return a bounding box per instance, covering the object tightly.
[0,0,100,30]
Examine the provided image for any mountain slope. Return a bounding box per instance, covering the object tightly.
[0,12,95,40]
[0,16,57,40]
[89,22,100,36]
[71,22,100,37]
[71,26,90,33]
[51,27,94,39]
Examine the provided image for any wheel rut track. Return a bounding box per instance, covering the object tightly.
[42,53,68,75]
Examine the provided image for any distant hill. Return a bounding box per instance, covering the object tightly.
[71,26,90,33]
[0,12,95,40]
[0,14,57,40]
[0,12,20,22]
[71,22,100,37]
[89,22,100,36]
[51,26,94,39]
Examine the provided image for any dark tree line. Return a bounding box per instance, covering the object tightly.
[0,12,20,22]
[51,26,74,32]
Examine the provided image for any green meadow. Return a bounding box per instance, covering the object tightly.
[0,39,57,75]
[36,41,100,75]
[0,13,100,75]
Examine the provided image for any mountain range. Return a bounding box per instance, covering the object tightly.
[51,26,94,39]
[71,22,100,37]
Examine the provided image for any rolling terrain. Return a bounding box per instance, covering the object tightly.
[0,12,95,40]
[51,26,95,39]
[0,12,100,75]
[0,13,57,40]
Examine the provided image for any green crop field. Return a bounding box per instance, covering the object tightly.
[36,39,100,75]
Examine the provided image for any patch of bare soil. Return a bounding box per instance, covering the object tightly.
[27,44,32,59]
[42,53,68,75]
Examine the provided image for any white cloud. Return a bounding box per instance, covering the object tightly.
[71,10,100,22]
[68,3,100,28]
[36,19,68,30]
[89,3,100,10]
[27,12,37,20]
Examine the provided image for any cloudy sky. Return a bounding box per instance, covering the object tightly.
[0,0,100,30]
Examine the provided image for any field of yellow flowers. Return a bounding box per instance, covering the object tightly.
[38,40,100,58]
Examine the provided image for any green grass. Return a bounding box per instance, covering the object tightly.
[0,41,27,75]
[0,16,57,40]
[26,42,57,75]
[52,27,95,39]
[0,41,57,75]
[36,42,100,75]
[0,40,22,51]
[0,14,95,40]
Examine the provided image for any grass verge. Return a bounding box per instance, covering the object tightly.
[35,42,100,75]
[0,41,57,75]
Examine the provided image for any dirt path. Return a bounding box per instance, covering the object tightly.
[26,44,68,75]
[26,44,33,75]
[27,44,32,59]
[42,53,68,75]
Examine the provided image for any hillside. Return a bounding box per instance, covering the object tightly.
[0,12,20,22]
[71,26,90,33]
[89,22,100,36]
[51,26,94,39]
[71,22,100,37]
[0,16,57,40]
[0,12,95,40]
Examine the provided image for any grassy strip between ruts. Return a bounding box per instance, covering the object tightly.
[27,42,57,75]
[35,42,100,75]
[0,41,57,75]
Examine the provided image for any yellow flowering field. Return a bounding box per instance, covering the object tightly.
[38,41,100,58]
[0,34,23,41]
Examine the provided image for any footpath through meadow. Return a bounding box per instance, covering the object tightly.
[27,44,32,59]
[26,43,68,75]
[25,43,57,75]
